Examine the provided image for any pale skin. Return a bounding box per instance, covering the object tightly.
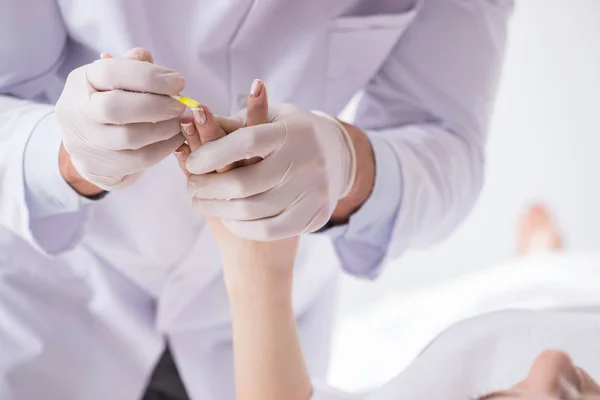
[59,48,375,225]
[175,80,312,400]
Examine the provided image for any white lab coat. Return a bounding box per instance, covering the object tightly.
[0,1,513,398]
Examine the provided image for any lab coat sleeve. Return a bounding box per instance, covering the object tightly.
[0,0,93,255]
[326,0,514,278]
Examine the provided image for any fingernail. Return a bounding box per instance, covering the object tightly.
[174,144,188,159]
[174,150,186,160]
[250,79,263,98]
[181,122,195,136]
[193,108,206,125]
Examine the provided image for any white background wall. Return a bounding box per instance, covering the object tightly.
[331,0,600,390]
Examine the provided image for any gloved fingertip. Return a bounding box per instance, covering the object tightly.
[123,47,154,63]
[185,155,205,174]
[165,73,186,95]
[184,154,195,168]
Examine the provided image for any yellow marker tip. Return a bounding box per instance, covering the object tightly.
[170,95,201,109]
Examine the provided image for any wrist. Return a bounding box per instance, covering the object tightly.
[224,263,294,303]
[330,121,375,224]
[59,143,104,197]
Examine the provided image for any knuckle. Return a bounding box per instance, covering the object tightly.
[57,68,86,119]
[65,68,78,84]
[54,97,70,121]
[65,66,84,87]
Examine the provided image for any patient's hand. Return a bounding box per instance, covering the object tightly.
[176,83,308,400]
[174,81,300,278]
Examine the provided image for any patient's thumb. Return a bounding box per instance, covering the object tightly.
[247,79,269,126]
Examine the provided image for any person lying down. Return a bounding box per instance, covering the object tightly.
[176,82,600,400]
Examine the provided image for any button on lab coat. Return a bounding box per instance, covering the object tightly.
[0,0,513,399]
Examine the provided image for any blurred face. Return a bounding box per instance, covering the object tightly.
[476,350,600,400]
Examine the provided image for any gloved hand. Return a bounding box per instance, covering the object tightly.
[185,103,357,241]
[56,48,187,191]
[174,80,300,268]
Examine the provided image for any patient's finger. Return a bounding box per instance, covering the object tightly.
[192,105,236,173]
[242,79,269,166]
[174,143,192,177]
[246,79,268,127]
[181,116,202,152]
[193,106,228,144]
[175,117,200,178]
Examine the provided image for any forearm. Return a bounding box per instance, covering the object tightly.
[223,255,312,400]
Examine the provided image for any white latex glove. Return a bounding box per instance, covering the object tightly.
[56,49,187,190]
[185,103,357,241]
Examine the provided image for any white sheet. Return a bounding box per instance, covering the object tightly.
[329,250,600,391]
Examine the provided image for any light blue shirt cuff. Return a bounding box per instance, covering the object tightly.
[24,111,91,220]
[324,134,402,279]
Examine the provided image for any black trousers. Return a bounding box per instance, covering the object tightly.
[142,346,190,400]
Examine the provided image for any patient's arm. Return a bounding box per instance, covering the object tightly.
[220,230,311,400]
[176,81,312,400]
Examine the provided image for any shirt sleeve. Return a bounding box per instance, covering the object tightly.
[24,111,94,219]
[0,0,93,255]
[322,0,514,278]
[320,135,402,279]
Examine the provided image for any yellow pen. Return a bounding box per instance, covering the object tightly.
[170,95,202,110]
